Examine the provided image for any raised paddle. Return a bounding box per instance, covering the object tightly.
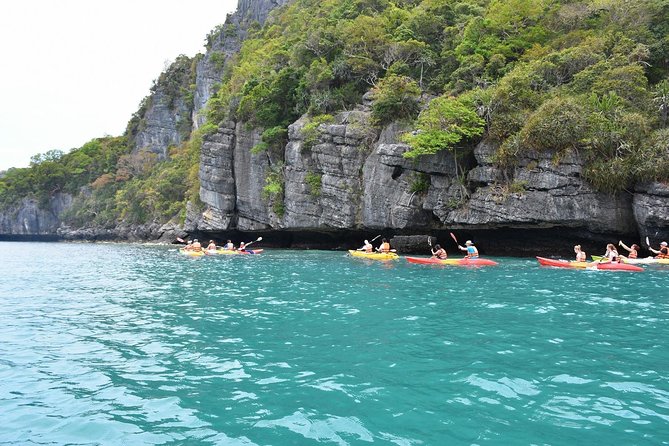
[243,236,263,248]
[358,234,382,250]
[646,236,651,247]
[450,232,459,245]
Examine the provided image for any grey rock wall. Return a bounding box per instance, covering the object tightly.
[446,143,637,234]
[133,89,192,159]
[0,193,72,235]
[633,182,669,242]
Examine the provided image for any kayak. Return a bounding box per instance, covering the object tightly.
[406,256,498,266]
[179,249,205,257]
[348,250,399,260]
[536,257,643,272]
[204,249,263,256]
[592,255,669,265]
[622,257,669,265]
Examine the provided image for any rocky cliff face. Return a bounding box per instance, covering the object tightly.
[192,0,292,128]
[192,94,668,249]
[130,55,197,159]
[0,193,72,235]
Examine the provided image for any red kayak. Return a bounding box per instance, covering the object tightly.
[536,256,643,272]
[405,257,498,266]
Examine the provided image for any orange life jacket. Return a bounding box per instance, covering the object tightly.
[657,247,669,259]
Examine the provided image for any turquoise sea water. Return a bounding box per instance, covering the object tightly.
[0,242,667,445]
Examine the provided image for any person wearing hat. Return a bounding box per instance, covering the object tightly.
[458,240,479,258]
[357,239,374,253]
[191,239,202,252]
[649,241,669,259]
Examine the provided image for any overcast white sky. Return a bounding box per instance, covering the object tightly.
[0,0,238,171]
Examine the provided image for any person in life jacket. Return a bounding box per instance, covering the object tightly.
[377,238,391,253]
[192,239,202,252]
[574,244,586,262]
[458,240,479,258]
[649,241,669,259]
[618,241,639,259]
[206,240,217,251]
[222,240,234,250]
[602,243,619,262]
[431,244,447,259]
[238,242,247,252]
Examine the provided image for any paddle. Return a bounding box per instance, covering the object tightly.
[358,234,382,251]
[242,236,263,249]
[646,236,651,247]
[176,237,187,244]
[450,232,458,245]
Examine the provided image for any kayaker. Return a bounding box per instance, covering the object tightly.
[458,240,479,258]
[574,244,586,262]
[206,240,217,251]
[358,240,374,253]
[183,240,194,251]
[649,241,669,259]
[431,244,447,259]
[222,240,234,250]
[602,243,619,262]
[377,238,391,253]
[238,242,247,252]
[192,239,202,252]
[618,241,639,259]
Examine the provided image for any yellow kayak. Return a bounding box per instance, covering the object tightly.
[348,250,399,260]
[179,249,205,257]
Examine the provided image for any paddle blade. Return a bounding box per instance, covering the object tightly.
[450,232,458,244]
[177,237,185,243]
[646,236,650,247]
[257,236,263,241]
[427,236,432,246]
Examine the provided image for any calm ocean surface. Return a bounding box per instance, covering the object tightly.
[0,242,667,445]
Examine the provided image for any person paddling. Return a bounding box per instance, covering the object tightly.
[431,244,447,259]
[377,238,391,253]
[649,241,669,259]
[183,240,194,251]
[574,244,586,262]
[618,241,639,259]
[238,242,247,252]
[458,240,479,258]
[602,243,619,262]
[358,240,374,253]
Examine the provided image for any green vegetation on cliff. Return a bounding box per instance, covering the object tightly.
[3,0,669,229]
[205,0,669,193]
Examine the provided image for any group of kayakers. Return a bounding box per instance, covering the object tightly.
[357,237,481,259]
[574,240,669,262]
[181,239,249,252]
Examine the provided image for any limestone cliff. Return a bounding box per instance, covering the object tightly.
[0,193,72,236]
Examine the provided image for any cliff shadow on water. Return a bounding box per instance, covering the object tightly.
[193,227,641,258]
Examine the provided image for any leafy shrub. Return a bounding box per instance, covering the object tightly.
[519,97,587,152]
[409,172,430,193]
[305,172,322,196]
[401,95,485,159]
[301,114,335,151]
[371,75,421,125]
